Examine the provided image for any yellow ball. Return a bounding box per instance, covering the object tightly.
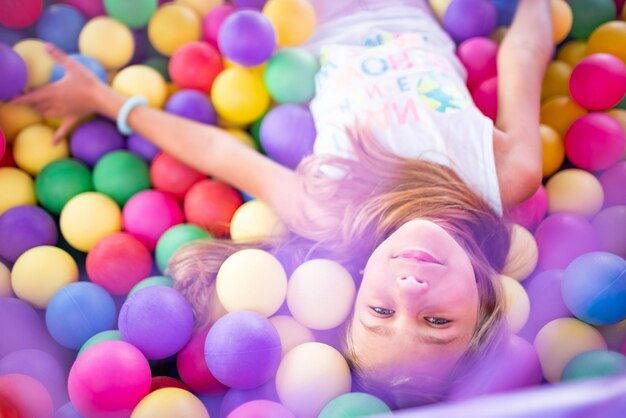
[229,199,286,243]
[551,0,573,44]
[534,318,607,383]
[270,315,315,357]
[79,17,134,71]
[286,259,356,330]
[13,124,69,175]
[131,388,208,418]
[0,103,43,143]
[276,342,351,418]
[60,192,122,252]
[545,168,604,218]
[0,262,13,297]
[540,96,587,137]
[556,40,587,67]
[148,3,201,57]
[540,124,565,178]
[211,67,271,125]
[0,167,36,215]
[500,274,530,334]
[490,26,509,44]
[429,0,452,21]
[587,21,626,65]
[176,0,220,16]
[216,248,287,317]
[541,60,572,102]
[112,65,168,108]
[13,39,55,89]
[263,0,316,47]
[11,246,79,309]
[225,128,258,150]
[502,224,539,281]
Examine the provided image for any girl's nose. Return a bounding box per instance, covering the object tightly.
[395,275,429,300]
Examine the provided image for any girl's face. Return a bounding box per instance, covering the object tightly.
[350,219,479,378]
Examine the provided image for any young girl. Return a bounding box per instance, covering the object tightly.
[13,0,553,408]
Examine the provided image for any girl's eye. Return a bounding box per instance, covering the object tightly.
[370,307,395,316]
[426,317,451,326]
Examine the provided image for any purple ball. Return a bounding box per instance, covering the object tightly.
[54,402,82,418]
[233,0,268,10]
[229,400,295,418]
[443,0,498,44]
[0,42,28,100]
[0,27,28,46]
[260,104,316,169]
[70,118,125,166]
[119,286,194,360]
[0,205,58,263]
[165,90,217,125]
[130,29,148,65]
[0,297,46,359]
[205,311,281,390]
[218,10,276,67]
[600,161,626,208]
[534,213,601,270]
[127,133,160,163]
[220,379,279,418]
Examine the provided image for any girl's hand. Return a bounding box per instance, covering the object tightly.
[11,43,107,144]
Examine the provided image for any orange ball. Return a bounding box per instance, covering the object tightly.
[541,60,572,102]
[587,21,626,65]
[263,0,316,47]
[557,40,588,67]
[540,124,565,178]
[551,0,573,44]
[540,96,587,137]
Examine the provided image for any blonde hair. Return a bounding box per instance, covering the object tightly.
[169,129,511,405]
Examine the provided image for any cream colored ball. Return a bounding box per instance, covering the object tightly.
[79,17,134,70]
[545,169,604,218]
[112,65,168,109]
[270,315,315,357]
[500,274,531,334]
[13,39,55,89]
[502,224,539,281]
[131,388,208,418]
[176,0,221,16]
[534,317,607,383]
[276,342,352,418]
[0,262,13,297]
[230,199,287,243]
[216,248,287,317]
[13,124,69,175]
[287,259,356,330]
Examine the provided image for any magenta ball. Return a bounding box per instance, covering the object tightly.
[70,118,125,167]
[205,311,281,390]
[220,378,279,418]
[218,10,276,67]
[68,341,152,418]
[471,76,498,122]
[177,328,228,396]
[0,128,5,161]
[534,213,601,270]
[0,43,28,100]
[202,4,236,51]
[600,161,626,208]
[127,133,160,163]
[507,185,549,230]
[62,0,105,19]
[0,0,43,29]
[122,189,184,250]
[119,286,194,360]
[165,89,217,125]
[570,53,626,111]
[228,400,295,418]
[564,113,625,171]
[457,37,498,89]
[0,204,58,263]
[443,0,498,44]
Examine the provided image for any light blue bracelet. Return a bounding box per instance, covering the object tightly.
[116,96,148,136]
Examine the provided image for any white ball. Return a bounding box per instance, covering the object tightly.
[500,274,531,334]
[270,315,315,357]
[0,261,13,297]
[287,259,356,330]
[216,249,287,317]
[502,224,538,281]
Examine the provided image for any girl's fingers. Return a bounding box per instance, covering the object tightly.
[52,116,79,145]
[9,88,48,106]
[44,43,79,71]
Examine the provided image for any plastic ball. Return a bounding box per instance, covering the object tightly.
[155,223,212,272]
[534,212,600,270]
[545,168,604,218]
[11,245,79,308]
[70,118,125,167]
[205,311,281,389]
[593,206,626,258]
[148,3,201,57]
[562,350,626,381]
[216,249,287,317]
[234,0,268,9]
[570,54,626,111]
[264,48,318,104]
[456,37,498,90]
[0,129,5,161]
[229,400,294,418]
[541,61,572,102]
[220,379,279,417]
[176,0,221,15]
[587,21,626,64]
[600,161,626,208]
[59,191,122,252]
[128,133,161,162]
[112,64,167,108]
[169,41,223,93]
[35,158,93,215]
[78,330,123,356]
[131,388,209,418]
[539,124,564,178]
[128,275,174,296]
[562,251,626,325]
[500,274,530,333]
[13,123,69,175]
[36,4,86,53]
[202,4,236,50]
[63,0,105,19]
[13,38,55,90]
[269,315,315,357]
[93,150,151,206]
[123,190,183,250]
[226,127,258,150]
[0,43,27,100]
[0,0,43,29]
[442,0,497,44]
[568,0,616,40]
[211,66,271,124]
[471,76,498,122]
[104,0,157,29]
[119,285,194,359]
[184,179,243,237]
[565,113,625,171]
[68,341,152,418]
[540,95,587,137]
[0,205,57,263]
[79,16,134,70]
[276,342,351,418]
[556,40,588,67]
[262,0,316,47]
[165,89,218,124]
[502,224,538,281]
[150,152,206,201]
[0,374,53,418]
[551,0,573,43]
[506,185,549,230]
[229,199,287,242]
[318,393,391,418]
[0,167,36,215]
[0,262,12,297]
[0,102,43,144]
[143,55,170,80]
[50,53,108,83]
[177,328,228,396]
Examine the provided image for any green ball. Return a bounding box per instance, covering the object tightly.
[569,0,616,40]
[143,56,171,82]
[35,159,94,215]
[92,150,151,206]
[104,0,158,29]
[318,392,391,418]
[561,350,626,381]
[616,95,626,110]
[128,275,174,297]
[155,224,212,272]
[78,330,123,356]
[249,112,267,152]
[264,48,319,104]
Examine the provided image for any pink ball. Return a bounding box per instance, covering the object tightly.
[471,76,498,122]
[86,232,153,295]
[564,113,626,171]
[0,374,54,418]
[123,189,184,250]
[569,53,626,111]
[0,0,43,29]
[457,37,498,90]
[150,152,206,201]
[169,41,224,94]
[68,341,152,418]
[600,161,626,208]
[62,0,105,19]
[184,179,243,238]
[0,128,5,161]
[228,400,295,418]
[507,185,549,230]
[202,4,236,51]
[176,328,228,396]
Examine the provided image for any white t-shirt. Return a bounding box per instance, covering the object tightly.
[303,5,503,214]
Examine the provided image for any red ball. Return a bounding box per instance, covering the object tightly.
[0,374,53,418]
[184,179,243,237]
[202,5,236,51]
[150,376,190,393]
[0,0,43,29]
[472,76,498,122]
[0,128,5,161]
[564,113,625,171]
[86,233,153,295]
[150,152,206,201]
[457,37,498,90]
[507,185,549,231]
[169,41,224,94]
[0,144,14,168]
[176,328,228,396]
[570,53,626,111]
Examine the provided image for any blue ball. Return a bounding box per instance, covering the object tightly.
[0,27,28,46]
[491,0,519,26]
[36,4,86,53]
[50,54,108,83]
[45,282,117,350]
[562,252,626,326]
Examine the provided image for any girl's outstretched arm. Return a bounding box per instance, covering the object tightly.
[492,0,553,208]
